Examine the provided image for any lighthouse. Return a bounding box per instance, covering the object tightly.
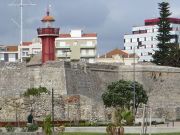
[37,8,59,63]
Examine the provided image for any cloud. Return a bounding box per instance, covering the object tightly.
[0,0,179,54]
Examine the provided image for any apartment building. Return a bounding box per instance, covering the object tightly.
[55,29,97,63]
[124,18,180,62]
[0,45,18,62]
[20,38,42,60]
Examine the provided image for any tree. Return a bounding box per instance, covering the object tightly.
[102,80,148,114]
[102,80,148,135]
[153,2,180,67]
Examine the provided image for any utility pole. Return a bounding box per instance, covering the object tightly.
[9,0,35,62]
[52,88,55,133]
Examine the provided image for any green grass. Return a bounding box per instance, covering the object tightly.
[64,133,180,135]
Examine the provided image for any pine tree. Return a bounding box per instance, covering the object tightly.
[152,2,180,67]
[153,2,171,65]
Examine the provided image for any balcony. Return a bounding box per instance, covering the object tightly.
[80,44,96,48]
[37,28,59,37]
[81,53,96,58]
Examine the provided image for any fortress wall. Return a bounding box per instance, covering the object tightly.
[0,62,180,120]
[0,62,29,96]
[118,65,180,119]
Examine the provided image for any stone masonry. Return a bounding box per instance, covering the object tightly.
[0,61,180,121]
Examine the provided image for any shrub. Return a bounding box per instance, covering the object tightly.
[21,127,28,132]
[27,124,39,132]
[42,115,52,135]
[56,125,65,135]
[106,123,116,135]
[5,124,15,132]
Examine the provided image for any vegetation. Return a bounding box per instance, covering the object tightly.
[42,115,52,135]
[57,125,66,135]
[5,124,15,132]
[27,124,39,132]
[102,80,148,135]
[152,2,180,67]
[62,133,180,135]
[102,80,148,115]
[23,86,49,97]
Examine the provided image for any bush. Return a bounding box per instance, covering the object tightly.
[5,124,15,132]
[21,127,28,132]
[56,125,65,135]
[27,124,39,132]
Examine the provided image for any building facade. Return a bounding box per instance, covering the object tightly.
[0,45,18,62]
[55,29,97,63]
[20,38,42,61]
[96,48,139,65]
[124,18,180,62]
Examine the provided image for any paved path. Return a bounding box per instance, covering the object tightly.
[65,125,180,134]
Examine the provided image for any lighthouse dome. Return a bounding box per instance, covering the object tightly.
[41,11,55,22]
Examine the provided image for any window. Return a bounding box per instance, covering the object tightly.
[87,41,93,46]
[132,38,137,42]
[125,38,131,43]
[89,49,95,55]
[147,29,153,33]
[60,42,66,46]
[147,37,151,41]
[137,38,139,42]
[139,37,144,41]
[154,28,158,32]
[81,49,86,55]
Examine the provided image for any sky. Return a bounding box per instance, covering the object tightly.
[0,0,180,55]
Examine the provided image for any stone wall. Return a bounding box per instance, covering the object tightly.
[0,61,180,121]
[118,65,180,120]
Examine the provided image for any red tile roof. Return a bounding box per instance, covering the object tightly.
[59,33,97,38]
[82,33,97,37]
[59,34,71,38]
[22,42,32,46]
[6,46,18,52]
[100,48,139,58]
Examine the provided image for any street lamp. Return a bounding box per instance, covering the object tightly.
[133,45,136,116]
[133,43,145,115]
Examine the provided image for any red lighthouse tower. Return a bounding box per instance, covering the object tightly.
[37,9,59,63]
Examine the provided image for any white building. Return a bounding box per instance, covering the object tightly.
[55,29,97,63]
[19,38,42,60]
[124,18,180,62]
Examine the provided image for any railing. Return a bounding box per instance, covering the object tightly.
[37,28,59,36]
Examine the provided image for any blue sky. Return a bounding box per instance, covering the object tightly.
[0,0,179,55]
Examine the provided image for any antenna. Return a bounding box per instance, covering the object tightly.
[9,0,36,62]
